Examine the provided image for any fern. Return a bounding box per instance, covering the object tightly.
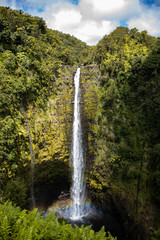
[0,202,117,240]
[0,215,11,240]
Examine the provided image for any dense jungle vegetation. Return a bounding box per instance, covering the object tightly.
[89,26,160,240]
[0,6,90,204]
[0,6,160,240]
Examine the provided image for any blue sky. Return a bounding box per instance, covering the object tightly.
[0,0,160,45]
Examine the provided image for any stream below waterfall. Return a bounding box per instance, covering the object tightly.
[41,196,125,240]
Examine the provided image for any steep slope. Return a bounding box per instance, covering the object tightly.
[0,6,91,207]
[90,27,160,239]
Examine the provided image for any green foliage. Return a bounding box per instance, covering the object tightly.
[93,26,160,193]
[89,27,160,238]
[1,6,160,238]
[0,6,91,198]
[4,178,27,208]
[152,228,160,240]
[0,202,116,240]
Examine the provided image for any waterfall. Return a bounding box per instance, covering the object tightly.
[26,116,35,207]
[21,103,35,207]
[71,67,86,220]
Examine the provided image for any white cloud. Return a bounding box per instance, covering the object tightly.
[75,20,118,45]
[79,0,141,19]
[43,3,81,31]
[1,0,160,45]
[127,7,160,36]
[41,0,144,45]
[42,2,118,45]
[52,8,82,30]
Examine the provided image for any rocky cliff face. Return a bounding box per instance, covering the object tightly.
[22,64,100,208]
[18,63,155,239]
[21,65,76,208]
[27,65,76,163]
[80,65,100,172]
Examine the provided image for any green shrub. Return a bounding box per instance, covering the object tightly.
[4,179,27,208]
[0,202,117,240]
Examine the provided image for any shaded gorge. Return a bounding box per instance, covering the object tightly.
[30,66,127,240]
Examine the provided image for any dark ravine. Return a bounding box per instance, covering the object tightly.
[89,188,146,240]
[31,64,149,240]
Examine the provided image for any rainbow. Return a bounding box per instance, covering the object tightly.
[46,198,95,220]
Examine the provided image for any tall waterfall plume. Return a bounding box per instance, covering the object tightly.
[71,67,86,220]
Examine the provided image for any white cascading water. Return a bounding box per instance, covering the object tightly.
[71,67,86,220]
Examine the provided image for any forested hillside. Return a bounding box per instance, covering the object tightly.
[0,6,91,205]
[0,6,160,240]
[89,27,160,239]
